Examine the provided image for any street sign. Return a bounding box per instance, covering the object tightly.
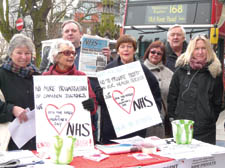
[16,18,24,31]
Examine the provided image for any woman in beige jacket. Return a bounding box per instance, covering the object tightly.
[143,40,173,137]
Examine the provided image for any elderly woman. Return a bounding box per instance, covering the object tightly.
[96,34,162,144]
[42,39,98,134]
[168,35,223,144]
[0,34,39,150]
[143,41,173,138]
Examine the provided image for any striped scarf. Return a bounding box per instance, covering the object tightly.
[2,58,39,78]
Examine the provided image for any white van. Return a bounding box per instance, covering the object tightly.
[41,38,62,59]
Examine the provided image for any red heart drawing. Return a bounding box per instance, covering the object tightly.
[45,103,75,135]
[112,86,135,114]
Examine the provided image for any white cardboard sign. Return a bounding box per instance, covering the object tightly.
[33,76,94,156]
[97,61,162,137]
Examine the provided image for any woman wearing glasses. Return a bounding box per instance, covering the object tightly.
[167,35,223,144]
[143,41,173,138]
[0,34,39,150]
[42,39,98,135]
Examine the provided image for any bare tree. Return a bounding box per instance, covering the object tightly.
[0,0,53,66]
[46,0,76,39]
[0,0,124,66]
[75,0,101,22]
[0,34,8,65]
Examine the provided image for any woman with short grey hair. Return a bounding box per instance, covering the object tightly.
[7,34,36,58]
[43,39,98,140]
[0,33,39,150]
[47,39,75,65]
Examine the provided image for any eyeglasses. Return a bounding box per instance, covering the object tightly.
[58,50,76,56]
[150,50,162,56]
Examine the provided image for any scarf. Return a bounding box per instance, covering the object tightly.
[190,56,207,70]
[2,58,39,78]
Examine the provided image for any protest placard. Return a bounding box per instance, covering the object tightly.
[97,61,162,137]
[33,76,94,156]
[79,35,109,77]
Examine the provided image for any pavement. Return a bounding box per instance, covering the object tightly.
[216,110,225,147]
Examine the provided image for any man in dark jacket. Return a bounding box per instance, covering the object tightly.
[165,24,187,72]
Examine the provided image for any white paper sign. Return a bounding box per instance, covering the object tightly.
[33,76,94,156]
[97,61,162,137]
[8,108,35,149]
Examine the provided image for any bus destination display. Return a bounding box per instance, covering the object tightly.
[146,4,187,24]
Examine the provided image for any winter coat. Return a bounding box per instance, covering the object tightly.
[165,41,187,72]
[0,68,39,150]
[144,60,173,118]
[167,55,223,144]
[98,56,162,144]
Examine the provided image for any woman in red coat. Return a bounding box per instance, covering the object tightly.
[42,39,98,135]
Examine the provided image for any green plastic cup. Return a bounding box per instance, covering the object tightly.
[171,119,194,144]
[51,136,76,164]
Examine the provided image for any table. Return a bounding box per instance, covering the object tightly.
[69,139,225,168]
[11,139,225,167]
[70,153,173,168]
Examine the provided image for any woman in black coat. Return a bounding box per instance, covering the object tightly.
[96,35,162,144]
[0,34,39,150]
[167,35,223,144]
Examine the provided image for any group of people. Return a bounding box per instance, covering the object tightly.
[0,21,223,151]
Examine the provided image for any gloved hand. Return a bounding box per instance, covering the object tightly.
[82,98,95,112]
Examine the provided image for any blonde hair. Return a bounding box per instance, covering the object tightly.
[177,35,218,66]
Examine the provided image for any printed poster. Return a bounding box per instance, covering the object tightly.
[79,34,109,77]
[97,61,162,137]
[33,76,94,156]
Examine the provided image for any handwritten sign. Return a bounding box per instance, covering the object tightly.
[79,34,109,77]
[97,61,162,137]
[33,76,94,156]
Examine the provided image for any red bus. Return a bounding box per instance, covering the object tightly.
[122,0,225,89]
